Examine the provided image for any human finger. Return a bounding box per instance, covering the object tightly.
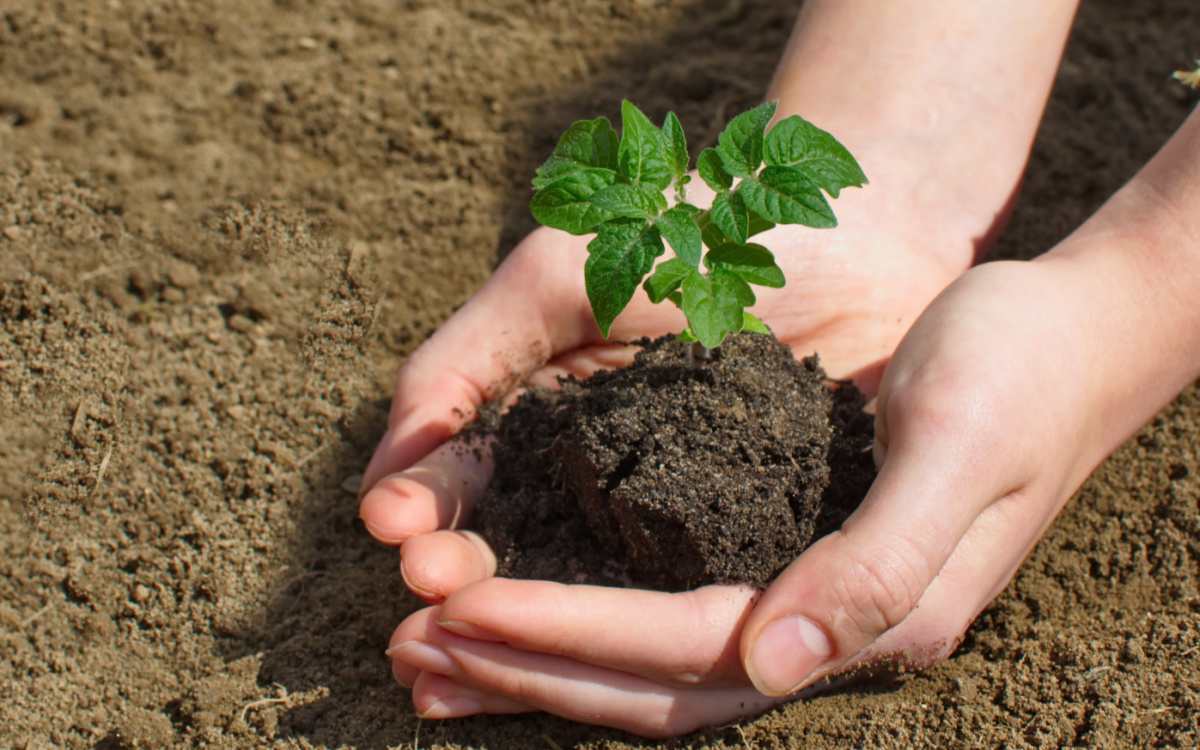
[436,578,759,686]
[410,671,532,719]
[400,530,497,603]
[359,439,494,545]
[392,622,782,738]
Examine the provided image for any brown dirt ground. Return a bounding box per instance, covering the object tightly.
[0,1,1196,748]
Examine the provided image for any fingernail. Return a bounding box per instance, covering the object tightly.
[419,695,482,719]
[386,640,457,675]
[747,615,832,696]
[438,619,503,642]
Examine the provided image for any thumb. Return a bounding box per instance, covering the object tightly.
[738,391,1007,696]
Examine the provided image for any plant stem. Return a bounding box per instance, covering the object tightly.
[690,341,713,364]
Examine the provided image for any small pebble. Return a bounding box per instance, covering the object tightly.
[167,261,200,289]
[129,268,156,296]
[238,279,273,319]
[227,314,254,333]
[2,225,20,240]
[341,474,363,495]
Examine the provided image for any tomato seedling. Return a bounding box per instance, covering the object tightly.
[530,100,865,349]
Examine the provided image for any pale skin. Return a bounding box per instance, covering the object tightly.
[358,1,1200,737]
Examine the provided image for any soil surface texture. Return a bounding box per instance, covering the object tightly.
[476,333,874,590]
[1,1,1198,749]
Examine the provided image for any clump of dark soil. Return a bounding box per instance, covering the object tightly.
[473,333,875,591]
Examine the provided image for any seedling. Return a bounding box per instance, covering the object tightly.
[530,101,865,349]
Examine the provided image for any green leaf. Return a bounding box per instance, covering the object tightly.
[589,183,666,219]
[655,205,702,266]
[697,148,732,192]
[532,160,616,191]
[643,257,696,303]
[740,166,836,228]
[678,326,697,342]
[530,169,617,235]
[618,100,673,190]
[555,116,620,169]
[681,269,746,349]
[741,311,771,334]
[747,211,775,238]
[709,190,750,244]
[585,221,664,336]
[727,272,756,306]
[533,117,619,188]
[764,115,866,197]
[715,101,777,177]
[661,112,689,180]
[706,243,786,288]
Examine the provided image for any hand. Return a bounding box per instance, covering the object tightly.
[380,260,1113,736]
[359,166,976,579]
[358,169,987,735]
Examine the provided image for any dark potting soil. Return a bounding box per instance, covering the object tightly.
[471,332,876,591]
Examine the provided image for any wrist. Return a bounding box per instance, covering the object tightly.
[1037,216,1200,469]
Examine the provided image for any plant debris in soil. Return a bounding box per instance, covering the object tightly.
[471,332,876,591]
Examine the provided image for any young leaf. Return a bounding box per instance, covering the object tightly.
[533,117,619,188]
[709,190,750,244]
[746,211,775,238]
[617,100,673,190]
[697,148,732,192]
[655,205,702,267]
[530,169,617,235]
[727,272,756,306]
[643,257,696,303]
[589,183,667,219]
[715,101,777,177]
[764,115,866,197]
[555,116,620,169]
[681,269,746,349]
[741,311,771,334]
[661,112,689,180]
[532,161,617,191]
[706,243,786,288]
[585,221,664,336]
[740,166,836,228]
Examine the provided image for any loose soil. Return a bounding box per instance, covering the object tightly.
[476,333,874,590]
[1,1,1197,749]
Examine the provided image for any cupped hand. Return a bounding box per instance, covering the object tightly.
[373,259,1114,736]
[358,168,994,734]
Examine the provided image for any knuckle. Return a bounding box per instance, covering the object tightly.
[887,370,999,447]
[833,542,928,639]
[664,591,725,682]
